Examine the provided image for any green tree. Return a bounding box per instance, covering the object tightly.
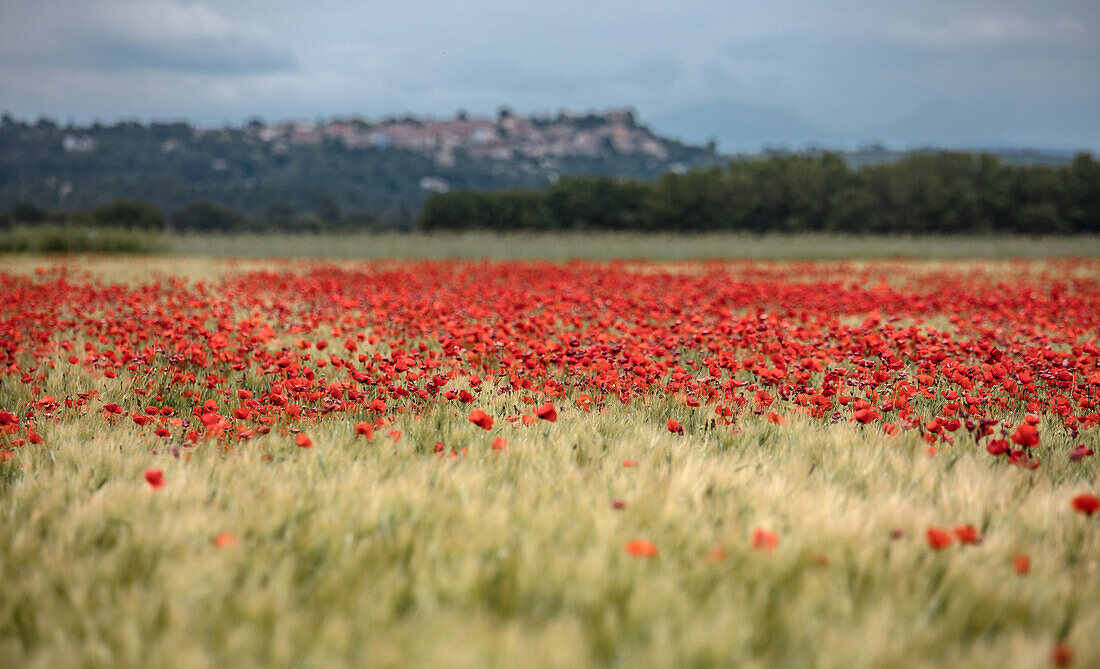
[169,201,248,232]
[91,200,166,230]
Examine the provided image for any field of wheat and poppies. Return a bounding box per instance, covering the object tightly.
[1,249,1099,668]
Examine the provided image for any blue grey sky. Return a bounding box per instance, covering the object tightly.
[1,0,1098,151]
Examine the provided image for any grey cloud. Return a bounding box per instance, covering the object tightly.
[2,0,295,75]
[70,34,295,74]
[617,56,685,88]
[1,0,1098,149]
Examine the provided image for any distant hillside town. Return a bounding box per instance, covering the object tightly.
[241,107,682,169]
[0,107,719,224]
[1,107,1085,230]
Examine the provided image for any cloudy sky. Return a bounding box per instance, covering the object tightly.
[1,0,1098,151]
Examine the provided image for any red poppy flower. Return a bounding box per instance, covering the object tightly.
[610,499,627,510]
[987,439,1010,456]
[144,469,165,489]
[926,527,953,550]
[624,539,658,558]
[667,419,684,434]
[354,421,374,439]
[1071,493,1100,516]
[1010,423,1040,448]
[468,409,494,430]
[751,527,778,552]
[534,403,557,422]
[1051,643,1073,667]
[213,532,239,548]
[704,545,728,563]
[295,433,313,449]
[852,408,879,424]
[1068,445,1094,462]
[1012,554,1031,575]
[952,524,981,545]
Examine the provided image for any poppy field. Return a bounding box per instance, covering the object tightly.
[1,254,1099,668]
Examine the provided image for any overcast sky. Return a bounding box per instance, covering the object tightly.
[1,0,1098,151]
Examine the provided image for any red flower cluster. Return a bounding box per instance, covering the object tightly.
[0,259,1096,467]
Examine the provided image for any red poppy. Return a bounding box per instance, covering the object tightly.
[468,409,494,430]
[1068,445,1094,462]
[852,408,879,424]
[354,421,374,439]
[751,527,778,552]
[295,433,313,449]
[987,439,1010,456]
[667,419,683,434]
[610,499,627,510]
[491,437,507,451]
[1012,554,1031,575]
[926,527,953,550]
[144,469,165,489]
[1010,423,1040,448]
[624,539,658,558]
[534,403,557,422]
[952,524,981,545]
[1071,493,1100,516]
[1051,643,1073,667]
[213,532,239,548]
[704,545,728,563]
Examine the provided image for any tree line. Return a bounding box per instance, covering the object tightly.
[0,115,718,223]
[0,199,416,233]
[421,152,1100,234]
[4,151,1098,235]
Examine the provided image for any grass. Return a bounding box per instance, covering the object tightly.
[0,254,1098,668]
[166,231,1100,260]
[3,384,1097,668]
[0,225,167,254]
[3,228,1100,260]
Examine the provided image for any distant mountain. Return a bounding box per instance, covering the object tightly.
[653,98,1088,165]
[0,110,720,224]
[653,99,827,151]
[2,107,1087,227]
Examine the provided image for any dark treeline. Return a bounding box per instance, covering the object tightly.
[4,151,1099,236]
[0,114,719,225]
[421,152,1100,234]
[0,199,378,233]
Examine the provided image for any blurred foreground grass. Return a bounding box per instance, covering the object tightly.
[3,381,1098,668]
